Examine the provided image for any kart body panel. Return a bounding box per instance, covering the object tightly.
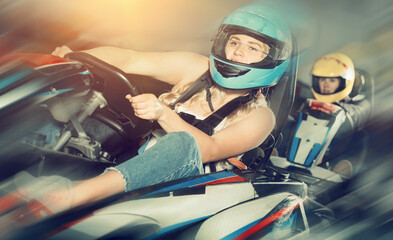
[0,53,338,239]
[287,102,346,168]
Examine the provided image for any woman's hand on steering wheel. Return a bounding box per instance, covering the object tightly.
[126,94,165,121]
[51,45,73,58]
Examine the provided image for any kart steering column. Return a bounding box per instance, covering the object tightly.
[51,91,107,151]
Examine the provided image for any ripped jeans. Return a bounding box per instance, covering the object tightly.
[105,131,204,192]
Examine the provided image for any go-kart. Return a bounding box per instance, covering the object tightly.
[276,68,374,177]
[0,41,345,240]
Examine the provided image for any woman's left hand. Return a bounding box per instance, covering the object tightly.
[126,94,165,121]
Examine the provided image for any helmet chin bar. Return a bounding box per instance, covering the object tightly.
[214,60,250,78]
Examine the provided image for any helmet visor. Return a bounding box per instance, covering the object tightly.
[211,25,291,69]
[312,76,346,95]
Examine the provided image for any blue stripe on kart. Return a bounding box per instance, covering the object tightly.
[304,124,332,167]
[288,137,300,162]
[288,112,303,162]
[0,69,31,90]
[222,218,261,240]
[304,143,322,166]
[145,171,238,196]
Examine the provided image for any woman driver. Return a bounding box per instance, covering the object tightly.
[18,3,292,214]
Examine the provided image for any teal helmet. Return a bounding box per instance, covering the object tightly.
[210,4,292,89]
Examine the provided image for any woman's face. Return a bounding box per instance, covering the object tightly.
[225,34,270,64]
[318,77,341,94]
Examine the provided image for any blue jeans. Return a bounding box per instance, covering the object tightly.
[105,131,204,192]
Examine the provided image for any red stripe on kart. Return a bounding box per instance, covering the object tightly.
[1,199,53,227]
[0,192,25,213]
[193,176,248,187]
[234,203,300,240]
[44,213,93,238]
[28,199,53,219]
[0,53,71,68]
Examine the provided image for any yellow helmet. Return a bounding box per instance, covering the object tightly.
[311,52,355,103]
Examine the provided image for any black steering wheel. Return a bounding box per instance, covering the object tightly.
[65,52,153,140]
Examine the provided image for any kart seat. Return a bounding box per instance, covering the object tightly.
[351,69,374,101]
[350,68,375,124]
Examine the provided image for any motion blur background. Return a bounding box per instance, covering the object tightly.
[1,0,392,122]
[0,0,392,239]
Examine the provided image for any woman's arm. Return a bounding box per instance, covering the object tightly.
[128,92,275,163]
[52,46,209,86]
[158,106,275,163]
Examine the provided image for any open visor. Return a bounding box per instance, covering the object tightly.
[211,25,291,69]
[312,76,346,95]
